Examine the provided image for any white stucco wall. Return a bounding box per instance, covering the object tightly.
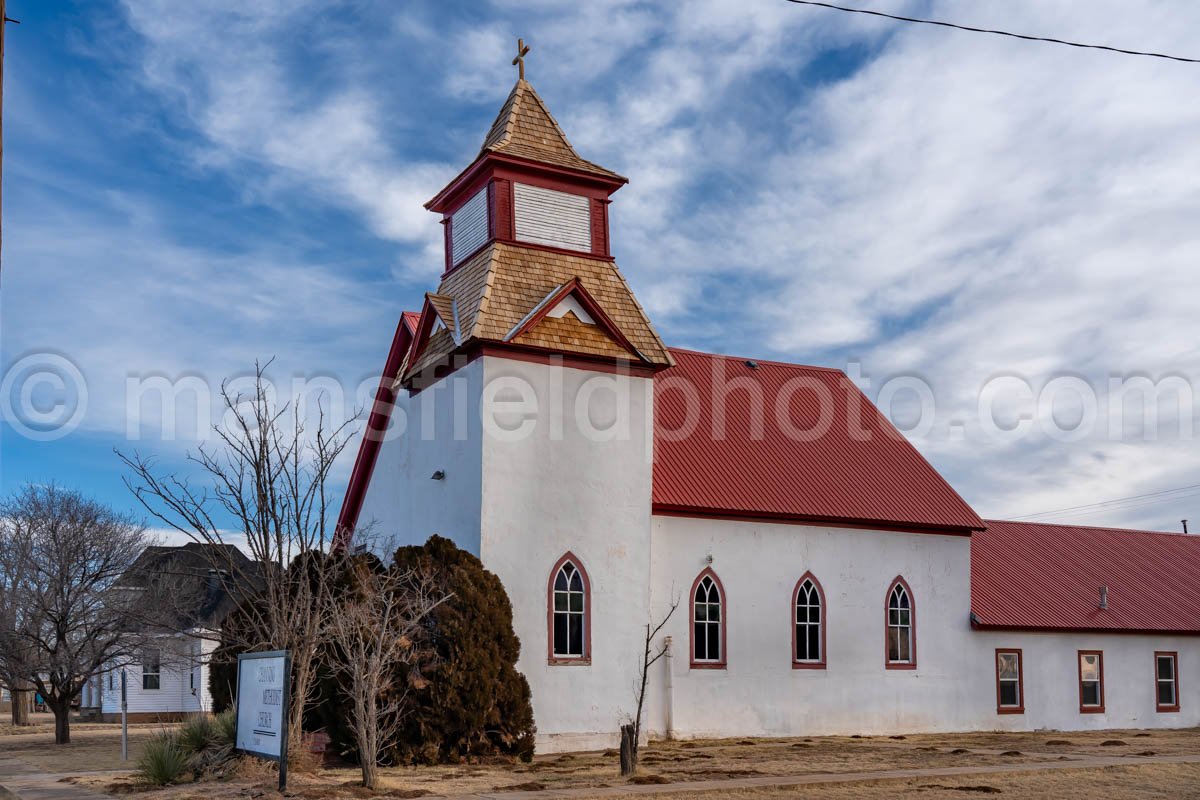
[100,634,217,717]
[971,631,1200,731]
[478,356,655,753]
[357,359,485,556]
[646,515,979,740]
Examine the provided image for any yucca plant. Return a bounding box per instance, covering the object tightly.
[214,709,237,748]
[138,732,189,786]
[178,714,215,755]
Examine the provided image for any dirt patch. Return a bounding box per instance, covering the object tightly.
[949,748,971,755]
[999,751,1022,757]
[629,774,671,785]
[492,782,546,792]
[1102,740,1127,747]
[1045,740,1073,746]
[920,784,1002,794]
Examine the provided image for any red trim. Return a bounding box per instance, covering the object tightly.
[884,576,917,670]
[791,571,826,670]
[333,313,419,548]
[590,197,609,257]
[547,552,591,666]
[505,277,646,362]
[689,567,727,670]
[971,621,1200,636]
[994,648,1025,714]
[426,152,623,214]
[1155,651,1180,712]
[442,217,452,274]
[652,506,976,537]
[476,343,661,377]
[1078,650,1105,713]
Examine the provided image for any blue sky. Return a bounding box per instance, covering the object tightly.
[3,0,1199,534]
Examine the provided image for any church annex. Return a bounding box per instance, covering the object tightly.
[337,68,1200,753]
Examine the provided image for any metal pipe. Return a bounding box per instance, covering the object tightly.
[663,635,674,741]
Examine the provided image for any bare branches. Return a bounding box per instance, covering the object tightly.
[325,560,449,788]
[0,484,151,743]
[118,360,360,744]
[621,596,680,777]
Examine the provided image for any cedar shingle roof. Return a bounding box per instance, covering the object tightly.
[404,242,673,378]
[480,80,625,182]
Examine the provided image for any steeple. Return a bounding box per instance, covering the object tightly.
[404,53,673,384]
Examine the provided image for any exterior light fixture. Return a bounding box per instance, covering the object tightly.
[431,470,446,480]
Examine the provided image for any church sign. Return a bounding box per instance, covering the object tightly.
[235,650,291,790]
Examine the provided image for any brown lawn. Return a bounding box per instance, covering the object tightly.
[36,726,1200,799]
[0,724,174,773]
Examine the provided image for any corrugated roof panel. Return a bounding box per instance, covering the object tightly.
[652,348,984,533]
[971,520,1200,633]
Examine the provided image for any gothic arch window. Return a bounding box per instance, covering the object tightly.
[792,572,826,669]
[885,576,917,669]
[690,568,726,669]
[547,553,590,664]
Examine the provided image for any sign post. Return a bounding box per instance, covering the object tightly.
[235,650,291,792]
[120,669,128,762]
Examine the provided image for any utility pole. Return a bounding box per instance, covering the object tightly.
[1,0,17,279]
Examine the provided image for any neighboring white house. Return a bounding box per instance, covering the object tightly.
[336,75,1200,752]
[96,543,259,722]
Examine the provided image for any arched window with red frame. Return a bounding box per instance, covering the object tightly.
[547,553,591,665]
[792,572,826,669]
[690,568,726,669]
[885,576,916,669]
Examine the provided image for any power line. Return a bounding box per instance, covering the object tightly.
[783,1,1200,64]
[1010,482,1200,521]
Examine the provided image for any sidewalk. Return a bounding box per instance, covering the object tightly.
[0,757,111,800]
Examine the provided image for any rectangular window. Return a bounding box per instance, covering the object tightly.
[995,649,1024,713]
[1078,651,1104,713]
[142,649,161,691]
[1156,652,1179,712]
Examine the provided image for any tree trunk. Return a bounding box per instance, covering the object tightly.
[10,687,30,725]
[50,699,70,744]
[619,723,637,776]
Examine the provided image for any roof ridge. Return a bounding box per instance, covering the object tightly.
[986,518,1194,537]
[666,347,842,373]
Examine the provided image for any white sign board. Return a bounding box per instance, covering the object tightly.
[235,650,290,762]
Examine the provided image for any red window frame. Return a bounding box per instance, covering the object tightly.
[994,648,1024,714]
[1155,651,1180,713]
[1078,650,1105,713]
[884,576,917,670]
[689,568,727,670]
[791,572,826,670]
[546,552,591,666]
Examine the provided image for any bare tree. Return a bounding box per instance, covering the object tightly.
[0,485,150,743]
[620,597,680,777]
[120,361,356,746]
[326,559,448,789]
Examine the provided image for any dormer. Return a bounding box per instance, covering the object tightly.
[426,79,627,273]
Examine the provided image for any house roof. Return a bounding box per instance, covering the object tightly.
[480,79,625,182]
[971,519,1200,634]
[404,242,674,378]
[651,348,985,533]
[118,543,265,631]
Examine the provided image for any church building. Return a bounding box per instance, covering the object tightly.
[337,64,1200,753]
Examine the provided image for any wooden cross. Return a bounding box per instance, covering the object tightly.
[512,38,531,81]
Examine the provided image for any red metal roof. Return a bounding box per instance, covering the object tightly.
[971,519,1200,634]
[652,348,984,533]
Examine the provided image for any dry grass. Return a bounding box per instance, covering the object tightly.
[578,763,1200,799]
[0,725,175,773]
[43,726,1200,799]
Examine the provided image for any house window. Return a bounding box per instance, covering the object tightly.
[995,649,1024,713]
[142,649,161,691]
[1078,651,1104,712]
[886,577,916,669]
[792,573,825,669]
[691,569,726,668]
[1156,652,1179,712]
[548,554,590,664]
[108,672,115,691]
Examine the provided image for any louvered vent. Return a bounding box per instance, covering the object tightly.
[513,183,591,252]
[450,186,489,265]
